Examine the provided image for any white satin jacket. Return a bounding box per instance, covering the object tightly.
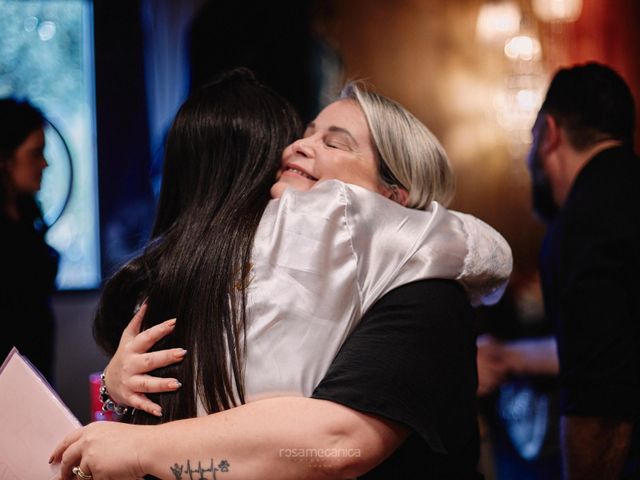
[233,180,513,402]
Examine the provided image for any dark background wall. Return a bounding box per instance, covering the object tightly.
[94,1,154,279]
[189,1,317,123]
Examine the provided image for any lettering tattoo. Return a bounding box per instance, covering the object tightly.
[169,459,230,479]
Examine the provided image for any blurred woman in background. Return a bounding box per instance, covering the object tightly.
[0,98,59,383]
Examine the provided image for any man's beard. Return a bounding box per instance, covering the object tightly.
[531,178,559,224]
[529,151,559,224]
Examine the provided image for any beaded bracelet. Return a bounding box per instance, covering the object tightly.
[99,372,129,416]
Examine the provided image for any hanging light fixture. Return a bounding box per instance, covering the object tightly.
[504,35,542,61]
[494,12,547,154]
[532,0,583,22]
[476,1,522,44]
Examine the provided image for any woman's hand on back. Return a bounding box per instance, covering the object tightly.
[103,303,186,416]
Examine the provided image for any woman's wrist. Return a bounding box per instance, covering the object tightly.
[99,371,129,415]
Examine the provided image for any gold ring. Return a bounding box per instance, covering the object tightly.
[72,466,93,479]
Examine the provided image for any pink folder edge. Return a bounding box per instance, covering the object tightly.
[0,346,82,480]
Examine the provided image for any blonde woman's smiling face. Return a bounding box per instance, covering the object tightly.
[270,99,384,198]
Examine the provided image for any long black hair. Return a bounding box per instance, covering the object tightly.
[0,98,46,220]
[93,68,302,423]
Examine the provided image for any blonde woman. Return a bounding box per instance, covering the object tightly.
[53,75,508,479]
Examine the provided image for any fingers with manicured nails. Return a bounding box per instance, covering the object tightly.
[133,372,183,394]
[104,310,182,414]
[131,348,186,375]
[49,427,82,465]
[121,302,148,343]
[133,317,177,353]
[58,439,83,479]
[128,392,164,417]
[120,373,183,417]
[128,374,183,416]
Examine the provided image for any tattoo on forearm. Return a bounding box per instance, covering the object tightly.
[169,459,230,479]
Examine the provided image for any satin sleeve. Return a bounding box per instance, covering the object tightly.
[342,183,512,310]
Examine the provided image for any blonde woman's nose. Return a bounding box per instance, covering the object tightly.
[290,137,314,158]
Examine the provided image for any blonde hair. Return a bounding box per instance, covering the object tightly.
[340,82,455,209]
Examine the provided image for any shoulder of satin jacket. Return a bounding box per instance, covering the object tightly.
[270,179,512,308]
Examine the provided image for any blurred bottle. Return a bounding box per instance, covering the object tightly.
[89,371,120,421]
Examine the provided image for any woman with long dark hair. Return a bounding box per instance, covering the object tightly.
[93,67,303,420]
[0,98,59,384]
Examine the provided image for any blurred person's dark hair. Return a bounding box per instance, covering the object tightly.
[0,98,45,207]
[541,62,635,150]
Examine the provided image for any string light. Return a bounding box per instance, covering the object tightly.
[476,1,522,44]
[532,0,582,23]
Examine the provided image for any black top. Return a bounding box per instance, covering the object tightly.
[0,197,59,382]
[539,146,640,419]
[312,279,483,479]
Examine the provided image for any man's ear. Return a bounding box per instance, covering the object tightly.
[385,185,409,206]
[540,114,560,156]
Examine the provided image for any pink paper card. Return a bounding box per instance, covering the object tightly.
[0,347,81,480]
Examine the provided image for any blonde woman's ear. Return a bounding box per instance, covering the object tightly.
[385,184,409,206]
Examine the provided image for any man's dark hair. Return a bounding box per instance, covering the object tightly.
[541,62,635,150]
